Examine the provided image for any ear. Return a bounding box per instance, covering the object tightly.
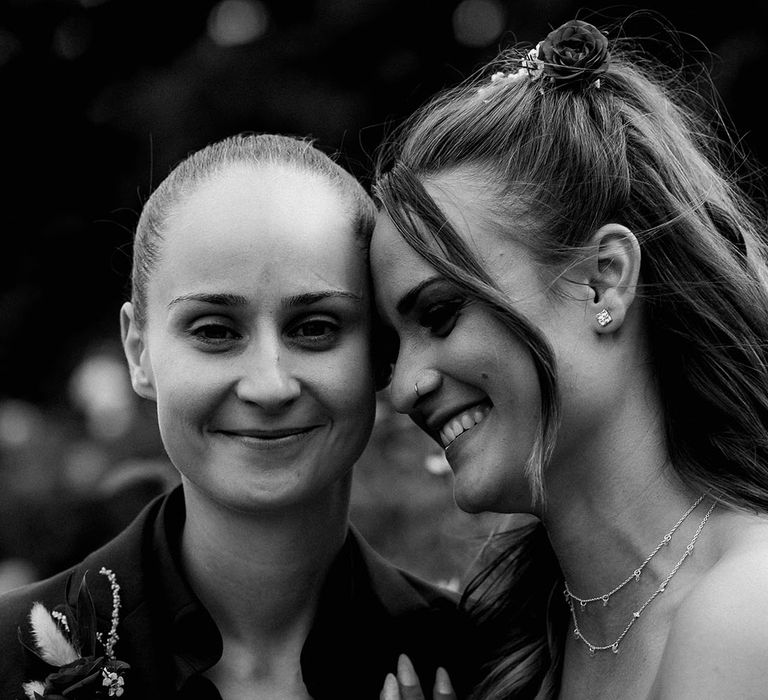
[120,302,157,400]
[583,224,641,334]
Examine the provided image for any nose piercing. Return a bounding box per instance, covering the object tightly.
[414,382,420,398]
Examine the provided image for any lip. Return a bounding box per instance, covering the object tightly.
[212,425,321,448]
[217,427,319,439]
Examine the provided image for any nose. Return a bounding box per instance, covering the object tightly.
[235,334,301,411]
[389,354,442,415]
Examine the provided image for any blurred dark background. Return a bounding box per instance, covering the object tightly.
[0,0,766,593]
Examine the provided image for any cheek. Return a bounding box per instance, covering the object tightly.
[318,341,376,412]
[152,358,220,427]
[312,346,377,457]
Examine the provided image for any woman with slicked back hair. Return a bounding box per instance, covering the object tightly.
[0,133,478,699]
[372,15,768,700]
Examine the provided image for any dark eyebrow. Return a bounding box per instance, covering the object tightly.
[284,291,363,307]
[396,276,444,316]
[168,293,249,309]
[167,290,362,310]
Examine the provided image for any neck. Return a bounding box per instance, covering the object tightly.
[546,478,703,591]
[180,477,350,647]
[541,372,708,619]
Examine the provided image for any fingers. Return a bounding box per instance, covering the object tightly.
[380,655,455,700]
[396,654,426,700]
[381,673,401,700]
[433,667,458,700]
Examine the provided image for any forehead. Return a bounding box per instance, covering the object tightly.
[149,163,367,303]
[371,172,538,310]
[173,163,350,240]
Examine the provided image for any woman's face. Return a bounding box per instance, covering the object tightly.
[371,176,608,514]
[124,164,376,513]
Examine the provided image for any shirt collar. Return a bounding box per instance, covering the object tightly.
[149,487,458,698]
[151,486,222,690]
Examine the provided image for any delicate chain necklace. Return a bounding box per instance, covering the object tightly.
[565,498,716,656]
[564,494,704,609]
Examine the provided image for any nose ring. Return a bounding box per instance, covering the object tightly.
[414,382,420,398]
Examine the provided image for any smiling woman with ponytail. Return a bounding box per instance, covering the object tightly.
[373,14,768,700]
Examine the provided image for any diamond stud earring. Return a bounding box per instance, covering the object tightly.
[595,309,613,327]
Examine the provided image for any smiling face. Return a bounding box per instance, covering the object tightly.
[371,176,610,514]
[123,164,376,513]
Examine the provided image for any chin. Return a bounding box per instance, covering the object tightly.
[452,480,502,514]
[452,474,535,515]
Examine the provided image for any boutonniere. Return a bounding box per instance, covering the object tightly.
[19,567,130,699]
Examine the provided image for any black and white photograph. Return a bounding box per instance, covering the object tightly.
[0,1,767,698]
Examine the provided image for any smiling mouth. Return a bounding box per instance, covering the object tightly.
[216,426,318,442]
[439,402,492,449]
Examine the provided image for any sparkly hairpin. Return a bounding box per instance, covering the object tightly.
[477,46,540,100]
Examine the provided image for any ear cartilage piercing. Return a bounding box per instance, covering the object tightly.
[595,309,613,327]
[414,382,420,398]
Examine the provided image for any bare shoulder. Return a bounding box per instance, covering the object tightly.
[653,512,768,699]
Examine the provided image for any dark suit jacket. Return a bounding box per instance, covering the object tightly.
[0,486,478,699]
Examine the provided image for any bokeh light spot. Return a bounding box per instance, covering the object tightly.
[0,400,41,448]
[207,0,270,48]
[424,452,451,475]
[452,0,506,48]
[52,17,93,61]
[68,351,136,441]
[0,29,21,67]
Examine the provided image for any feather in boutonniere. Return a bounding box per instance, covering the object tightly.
[28,602,79,666]
[19,567,130,699]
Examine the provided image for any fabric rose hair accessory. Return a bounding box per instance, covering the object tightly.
[536,19,610,85]
[478,18,610,97]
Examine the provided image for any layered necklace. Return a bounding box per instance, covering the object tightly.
[563,495,717,656]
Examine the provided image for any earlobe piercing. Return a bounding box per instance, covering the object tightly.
[595,309,613,327]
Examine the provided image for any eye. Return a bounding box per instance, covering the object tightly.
[419,299,463,337]
[288,317,340,348]
[189,322,241,346]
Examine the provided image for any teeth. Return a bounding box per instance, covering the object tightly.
[439,404,491,448]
